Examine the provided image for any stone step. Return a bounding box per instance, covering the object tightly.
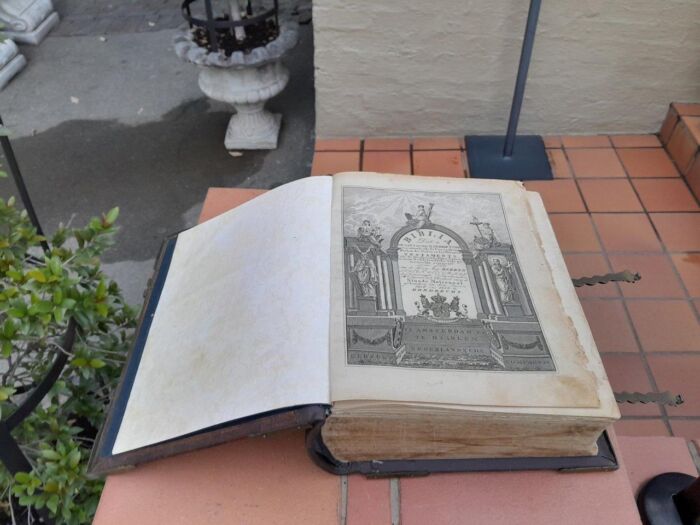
[659,102,700,199]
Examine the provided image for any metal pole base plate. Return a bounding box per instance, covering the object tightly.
[466,135,553,181]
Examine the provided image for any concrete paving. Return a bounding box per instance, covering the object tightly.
[0,18,316,304]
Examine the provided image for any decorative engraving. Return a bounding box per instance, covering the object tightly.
[350,246,379,298]
[342,187,554,372]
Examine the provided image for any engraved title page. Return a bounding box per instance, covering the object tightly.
[328,173,602,411]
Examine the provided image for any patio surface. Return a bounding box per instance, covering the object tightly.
[312,131,700,442]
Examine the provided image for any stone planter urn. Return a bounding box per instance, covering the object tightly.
[174,0,298,150]
[0,0,59,45]
[0,39,26,90]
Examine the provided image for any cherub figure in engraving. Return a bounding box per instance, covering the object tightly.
[351,246,379,298]
[357,219,383,246]
[405,203,434,228]
[490,258,517,304]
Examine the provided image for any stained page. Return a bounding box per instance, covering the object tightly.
[112,177,333,454]
[329,173,605,411]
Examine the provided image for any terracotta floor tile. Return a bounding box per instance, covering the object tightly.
[546,149,572,178]
[582,300,639,353]
[412,150,464,178]
[618,148,679,178]
[578,179,643,212]
[549,214,601,252]
[347,477,392,525]
[667,118,699,173]
[564,254,618,298]
[600,354,660,416]
[561,135,612,148]
[614,419,669,437]
[401,468,640,525]
[311,152,360,176]
[543,135,562,148]
[687,116,700,144]
[523,180,586,213]
[610,135,662,149]
[648,355,700,416]
[632,179,699,212]
[362,151,411,174]
[651,213,700,252]
[671,253,700,297]
[363,138,411,151]
[94,430,340,525]
[567,148,626,178]
[608,254,685,298]
[592,213,662,252]
[314,138,361,151]
[198,188,267,223]
[687,156,700,200]
[660,107,680,145]
[412,137,462,150]
[673,103,700,117]
[627,300,700,352]
[670,419,700,439]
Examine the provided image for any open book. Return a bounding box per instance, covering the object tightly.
[90,173,620,476]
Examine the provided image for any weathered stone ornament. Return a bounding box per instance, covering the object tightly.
[0,0,59,45]
[0,39,26,90]
[174,21,298,150]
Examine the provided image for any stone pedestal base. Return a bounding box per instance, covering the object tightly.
[0,40,26,90]
[1,10,59,45]
[198,61,289,151]
[225,110,281,150]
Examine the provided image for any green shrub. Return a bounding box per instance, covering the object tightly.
[0,197,136,524]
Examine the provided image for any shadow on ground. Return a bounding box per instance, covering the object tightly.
[0,95,314,264]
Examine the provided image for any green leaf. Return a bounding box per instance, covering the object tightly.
[0,386,16,401]
[44,481,59,493]
[48,256,62,276]
[71,357,87,367]
[68,448,81,468]
[89,358,106,369]
[40,449,61,461]
[27,269,47,282]
[47,494,59,514]
[14,471,31,484]
[105,207,119,225]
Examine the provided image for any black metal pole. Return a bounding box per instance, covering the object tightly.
[203,0,219,51]
[0,115,50,252]
[503,0,542,158]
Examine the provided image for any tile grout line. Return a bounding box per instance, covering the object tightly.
[339,475,348,525]
[390,478,400,525]
[358,140,364,172]
[609,146,700,328]
[608,145,676,433]
[566,144,673,432]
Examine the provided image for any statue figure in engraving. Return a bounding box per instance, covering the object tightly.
[470,216,501,249]
[416,292,461,318]
[405,203,434,228]
[351,246,379,298]
[490,258,517,303]
[357,219,383,246]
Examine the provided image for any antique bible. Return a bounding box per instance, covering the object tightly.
[89,173,620,476]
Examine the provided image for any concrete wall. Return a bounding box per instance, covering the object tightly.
[312,0,700,137]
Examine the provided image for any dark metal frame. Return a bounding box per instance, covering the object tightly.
[0,323,76,524]
[466,0,553,181]
[181,0,279,53]
[0,113,78,524]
